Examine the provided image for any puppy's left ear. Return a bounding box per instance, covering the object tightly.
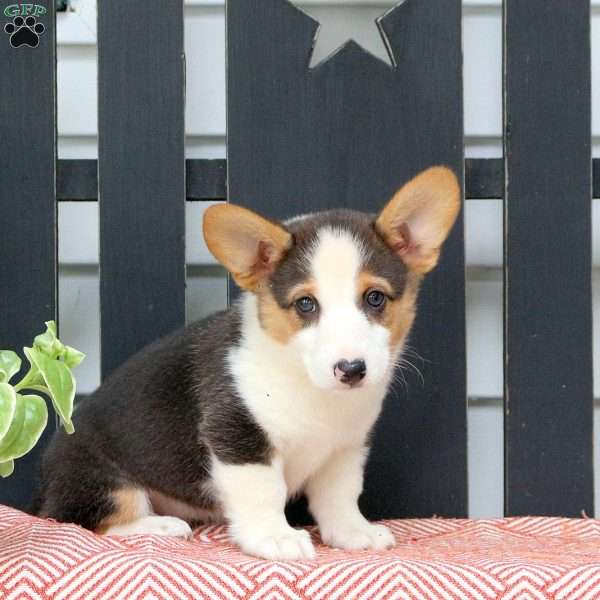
[375,166,461,274]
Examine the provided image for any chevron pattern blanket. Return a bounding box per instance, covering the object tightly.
[2,505,600,599]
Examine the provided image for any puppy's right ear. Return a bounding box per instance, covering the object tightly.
[203,204,292,291]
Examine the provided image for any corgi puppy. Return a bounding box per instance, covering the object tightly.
[33,166,460,560]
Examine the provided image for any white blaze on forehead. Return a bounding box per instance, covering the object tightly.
[292,226,392,390]
[309,228,365,310]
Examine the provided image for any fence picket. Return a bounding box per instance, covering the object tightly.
[504,0,594,516]
[228,0,467,520]
[0,0,57,509]
[98,0,186,378]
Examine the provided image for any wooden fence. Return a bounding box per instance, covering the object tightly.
[0,0,596,519]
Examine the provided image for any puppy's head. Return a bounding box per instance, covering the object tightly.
[204,166,460,391]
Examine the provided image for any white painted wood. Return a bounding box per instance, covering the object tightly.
[58,203,98,264]
[463,9,501,137]
[468,399,503,518]
[56,0,96,44]
[57,47,97,136]
[185,12,226,136]
[593,10,600,136]
[186,271,228,324]
[59,268,100,393]
[594,271,600,400]
[296,5,395,66]
[186,202,222,264]
[466,274,503,398]
[465,200,502,268]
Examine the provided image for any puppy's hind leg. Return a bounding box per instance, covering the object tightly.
[98,488,192,538]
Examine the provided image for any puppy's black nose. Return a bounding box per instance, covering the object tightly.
[334,359,367,386]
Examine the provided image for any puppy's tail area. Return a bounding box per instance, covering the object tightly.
[28,459,47,516]
[28,486,46,516]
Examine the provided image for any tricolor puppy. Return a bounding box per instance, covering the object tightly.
[34,166,460,561]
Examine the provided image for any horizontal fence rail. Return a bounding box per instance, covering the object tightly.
[56,159,600,202]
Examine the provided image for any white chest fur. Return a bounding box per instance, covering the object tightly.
[228,295,389,497]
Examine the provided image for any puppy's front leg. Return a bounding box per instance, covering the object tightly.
[212,456,315,560]
[306,446,395,551]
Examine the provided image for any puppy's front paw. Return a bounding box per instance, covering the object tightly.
[237,527,316,561]
[322,523,395,551]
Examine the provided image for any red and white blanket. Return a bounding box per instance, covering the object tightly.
[2,504,600,599]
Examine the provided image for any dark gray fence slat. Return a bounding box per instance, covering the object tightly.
[98,1,186,378]
[228,0,466,520]
[187,160,227,200]
[465,159,503,199]
[60,158,547,201]
[0,1,56,509]
[58,159,98,201]
[504,0,593,516]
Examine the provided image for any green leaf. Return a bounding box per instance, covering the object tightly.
[26,348,74,432]
[16,347,47,391]
[46,321,57,337]
[0,351,21,384]
[0,395,26,457]
[0,394,48,463]
[62,346,86,369]
[33,321,64,359]
[0,383,17,443]
[0,460,14,478]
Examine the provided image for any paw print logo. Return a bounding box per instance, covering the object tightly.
[4,16,45,48]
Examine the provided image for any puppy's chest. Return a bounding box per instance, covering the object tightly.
[279,436,337,496]
[243,379,381,495]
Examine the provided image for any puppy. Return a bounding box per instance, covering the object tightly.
[33,166,460,560]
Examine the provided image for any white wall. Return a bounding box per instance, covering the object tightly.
[55,0,599,518]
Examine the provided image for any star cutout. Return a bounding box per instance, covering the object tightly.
[296,4,399,68]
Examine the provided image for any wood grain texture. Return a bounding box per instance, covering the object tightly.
[0,1,56,509]
[98,1,186,378]
[228,0,466,519]
[504,0,593,516]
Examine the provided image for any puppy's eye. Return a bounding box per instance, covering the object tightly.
[365,289,386,309]
[295,296,318,314]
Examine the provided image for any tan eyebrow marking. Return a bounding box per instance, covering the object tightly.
[285,280,317,306]
[357,272,395,297]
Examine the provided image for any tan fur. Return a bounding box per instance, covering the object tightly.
[356,273,395,298]
[95,488,146,534]
[385,274,421,347]
[358,271,421,348]
[203,204,292,291]
[376,166,461,275]
[257,286,310,344]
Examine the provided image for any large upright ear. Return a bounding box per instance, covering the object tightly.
[203,204,292,291]
[375,166,461,274]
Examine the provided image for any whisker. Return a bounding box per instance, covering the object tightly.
[402,345,430,365]
[396,357,425,387]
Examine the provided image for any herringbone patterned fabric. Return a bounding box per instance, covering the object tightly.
[2,505,600,599]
